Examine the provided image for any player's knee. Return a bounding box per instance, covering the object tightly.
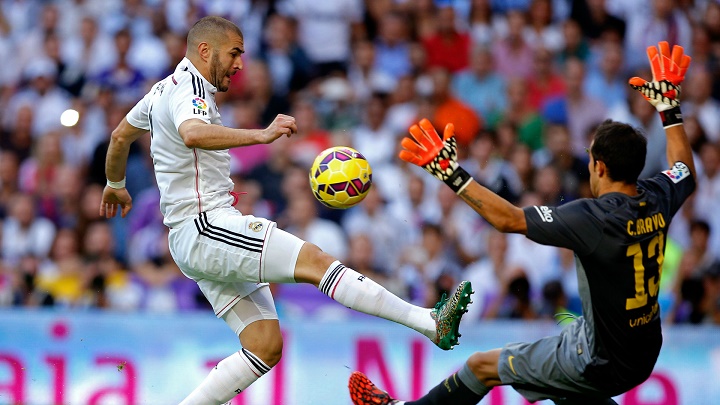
[294,242,336,285]
[261,334,283,367]
[244,331,283,367]
[240,319,284,367]
[466,351,500,385]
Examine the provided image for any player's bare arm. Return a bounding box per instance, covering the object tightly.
[629,41,696,178]
[99,117,147,219]
[178,114,297,150]
[399,118,527,234]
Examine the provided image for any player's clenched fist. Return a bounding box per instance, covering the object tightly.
[261,114,297,143]
[399,118,473,195]
[629,41,691,124]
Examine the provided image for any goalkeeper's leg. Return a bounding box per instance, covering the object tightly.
[348,354,493,405]
[554,397,618,404]
[263,228,472,349]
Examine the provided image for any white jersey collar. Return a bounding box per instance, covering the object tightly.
[176,57,218,94]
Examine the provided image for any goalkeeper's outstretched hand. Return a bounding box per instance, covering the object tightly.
[399,118,473,194]
[629,41,691,113]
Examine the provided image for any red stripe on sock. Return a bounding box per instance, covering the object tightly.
[239,353,262,378]
[330,269,347,300]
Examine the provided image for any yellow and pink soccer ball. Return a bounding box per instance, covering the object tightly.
[309,146,373,209]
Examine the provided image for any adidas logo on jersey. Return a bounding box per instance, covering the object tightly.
[534,205,554,222]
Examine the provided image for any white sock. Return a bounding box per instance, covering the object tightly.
[179,348,271,405]
[319,261,436,340]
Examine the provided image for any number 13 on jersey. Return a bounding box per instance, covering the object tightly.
[626,231,665,310]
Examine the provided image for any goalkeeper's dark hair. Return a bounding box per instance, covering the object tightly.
[590,119,647,184]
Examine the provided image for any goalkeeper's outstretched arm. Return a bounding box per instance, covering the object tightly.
[457,181,527,234]
[398,119,527,234]
[665,122,696,179]
[629,41,696,179]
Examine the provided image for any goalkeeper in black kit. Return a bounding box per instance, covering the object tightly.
[348,41,695,405]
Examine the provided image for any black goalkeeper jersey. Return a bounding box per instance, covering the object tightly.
[523,162,696,390]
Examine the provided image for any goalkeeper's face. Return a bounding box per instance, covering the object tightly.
[209,33,244,92]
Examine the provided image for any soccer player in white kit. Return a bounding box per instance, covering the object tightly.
[99,16,473,404]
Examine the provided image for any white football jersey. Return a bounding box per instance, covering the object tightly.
[127,58,234,228]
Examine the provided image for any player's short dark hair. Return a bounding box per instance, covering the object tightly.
[590,119,647,184]
[187,16,243,50]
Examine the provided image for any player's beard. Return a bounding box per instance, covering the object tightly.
[209,50,229,92]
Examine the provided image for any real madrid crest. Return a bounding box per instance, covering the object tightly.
[249,221,263,232]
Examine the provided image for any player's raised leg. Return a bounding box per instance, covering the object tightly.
[264,227,473,350]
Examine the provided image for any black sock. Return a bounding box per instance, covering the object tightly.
[405,371,486,405]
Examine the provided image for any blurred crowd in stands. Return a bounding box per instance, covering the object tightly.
[0,0,719,326]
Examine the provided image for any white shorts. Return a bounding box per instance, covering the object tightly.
[168,207,304,317]
[222,284,278,335]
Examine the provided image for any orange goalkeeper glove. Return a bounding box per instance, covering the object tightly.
[629,41,691,127]
[399,118,473,194]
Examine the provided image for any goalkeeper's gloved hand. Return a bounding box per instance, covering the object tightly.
[399,118,473,194]
[629,41,691,128]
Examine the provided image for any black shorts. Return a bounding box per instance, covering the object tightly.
[498,317,618,403]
